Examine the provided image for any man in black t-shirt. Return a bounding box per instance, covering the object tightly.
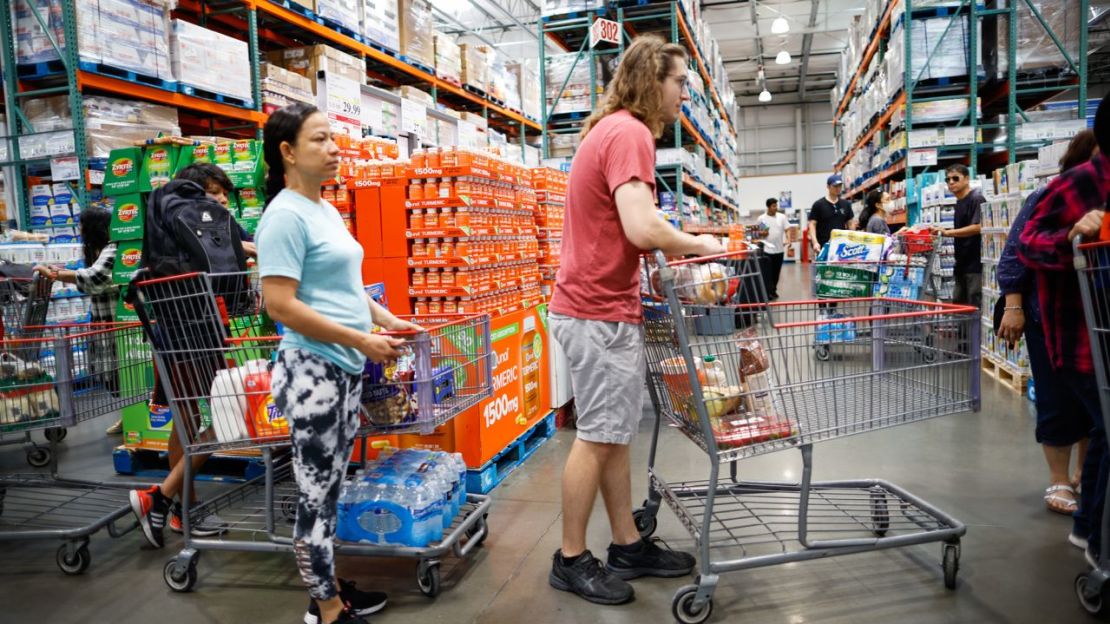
[807,174,855,255]
[935,164,983,308]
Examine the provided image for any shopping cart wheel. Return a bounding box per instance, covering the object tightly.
[942,542,960,590]
[672,585,713,624]
[164,557,199,593]
[1076,571,1110,616]
[814,345,830,362]
[26,446,51,468]
[56,543,90,575]
[417,560,441,598]
[44,427,66,443]
[869,491,889,537]
[633,507,658,538]
[280,495,298,523]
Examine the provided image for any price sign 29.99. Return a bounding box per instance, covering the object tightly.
[326,73,362,136]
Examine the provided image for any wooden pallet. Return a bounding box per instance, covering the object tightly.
[981,355,1030,394]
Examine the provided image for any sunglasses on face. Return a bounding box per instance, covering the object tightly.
[945,176,963,182]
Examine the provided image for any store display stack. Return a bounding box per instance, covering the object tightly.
[406,148,542,317]
[914,175,957,302]
[531,168,567,302]
[170,20,252,105]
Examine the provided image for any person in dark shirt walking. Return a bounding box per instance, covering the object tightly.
[935,164,984,308]
[807,174,854,255]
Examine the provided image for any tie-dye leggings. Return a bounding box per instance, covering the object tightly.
[271,348,362,602]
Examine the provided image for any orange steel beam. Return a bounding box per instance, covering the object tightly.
[77,70,265,124]
[681,114,726,170]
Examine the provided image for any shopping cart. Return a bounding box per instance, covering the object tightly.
[0,274,68,458]
[811,229,941,361]
[638,250,980,623]
[129,271,495,595]
[0,321,156,574]
[1071,238,1110,616]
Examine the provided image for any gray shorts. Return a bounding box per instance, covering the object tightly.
[550,312,645,445]
[953,273,982,309]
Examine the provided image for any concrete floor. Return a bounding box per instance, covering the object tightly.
[0,263,1098,623]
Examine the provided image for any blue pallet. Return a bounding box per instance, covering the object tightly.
[368,41,401,58]
[178,84,254,109]
[17,59,65,79]
[401,56,435,76]
[113,446,267,483]
[466,411,557,495]
[78,61,176,91]
[317,14,365,43]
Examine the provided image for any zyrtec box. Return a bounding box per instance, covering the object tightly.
[108,194,145,241]
[139,144,180,192]
[104,147,143,196]
[112,240,145,285]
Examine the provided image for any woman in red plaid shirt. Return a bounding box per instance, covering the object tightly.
[1019,95,1110,567]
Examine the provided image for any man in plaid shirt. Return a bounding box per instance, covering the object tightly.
[1018,95,1110,566]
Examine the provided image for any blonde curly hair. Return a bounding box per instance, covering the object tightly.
[581,34,688,140]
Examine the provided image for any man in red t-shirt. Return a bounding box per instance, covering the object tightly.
[547,34,725,605]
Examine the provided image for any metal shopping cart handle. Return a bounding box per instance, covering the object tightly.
[652,248,756,268]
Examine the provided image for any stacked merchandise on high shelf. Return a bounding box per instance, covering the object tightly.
[532,168,567,302]
[259,63,315,115]
[404,148,543,317]
[14,0,175,82]
[169,20,252,104]
[544,53,603,158]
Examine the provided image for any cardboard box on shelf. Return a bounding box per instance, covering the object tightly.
[397,85,435,108]
[107,193,144,241]
[260,63,314,102]
[359,0,400,52]
[398,0,434,69]
[266,45,365,92]
[459,44,489,93]
[170,20,252,101]
[434,32,462,84]
[112,239,145,285]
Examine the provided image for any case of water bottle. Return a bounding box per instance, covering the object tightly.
[337,448,469,547]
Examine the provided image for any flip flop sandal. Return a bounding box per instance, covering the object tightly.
[1045,484,1079,515]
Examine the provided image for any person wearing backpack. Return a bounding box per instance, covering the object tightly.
[127,173,251,545]
[174,162,257,257]
[257,103,420,624]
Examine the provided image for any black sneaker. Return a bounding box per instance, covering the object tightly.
[317,608,367,624]
[606,538,696,580]
[304,580,387,624]
[549,549,634,605]
[129,485,169,548]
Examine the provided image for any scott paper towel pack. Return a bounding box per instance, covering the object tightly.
[825,229,891,264]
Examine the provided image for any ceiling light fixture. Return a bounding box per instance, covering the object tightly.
[776,49,791,64]
[759,89,772,103]
[771,16,789,34]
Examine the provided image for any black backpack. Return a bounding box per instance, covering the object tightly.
[130,179,251,327]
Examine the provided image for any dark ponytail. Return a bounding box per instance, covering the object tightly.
[858,189,883,231]
[79,206,111,266]
[262,102,319,208]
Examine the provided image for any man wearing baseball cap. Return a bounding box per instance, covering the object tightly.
[807,174,855,256]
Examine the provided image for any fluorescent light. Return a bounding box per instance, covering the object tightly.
[775,49,791,64]
[759,89,772,102]
[771,16,789,34]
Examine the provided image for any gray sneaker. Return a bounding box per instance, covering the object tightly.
[169,502,230,537]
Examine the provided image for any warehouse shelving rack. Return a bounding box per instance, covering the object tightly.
[538,1,739,230]
[0,0,545,227]
[833,0,1089,225]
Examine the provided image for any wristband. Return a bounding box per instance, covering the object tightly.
[1004,306,1022,311]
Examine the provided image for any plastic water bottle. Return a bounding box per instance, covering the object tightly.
[702,355,727,386]
[404,471,444,546]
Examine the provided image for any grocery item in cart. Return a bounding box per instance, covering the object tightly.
[362,351,418,427]
[825,229,891,263]
[649,262,734,305]
[0,351,60,425]
[208,359,287,443]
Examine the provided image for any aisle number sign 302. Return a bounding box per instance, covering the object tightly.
[590,17,621,48]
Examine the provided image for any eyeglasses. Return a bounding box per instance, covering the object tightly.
[945,176,963,182]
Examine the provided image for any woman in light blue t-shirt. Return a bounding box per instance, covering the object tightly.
[256,103,417,624]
